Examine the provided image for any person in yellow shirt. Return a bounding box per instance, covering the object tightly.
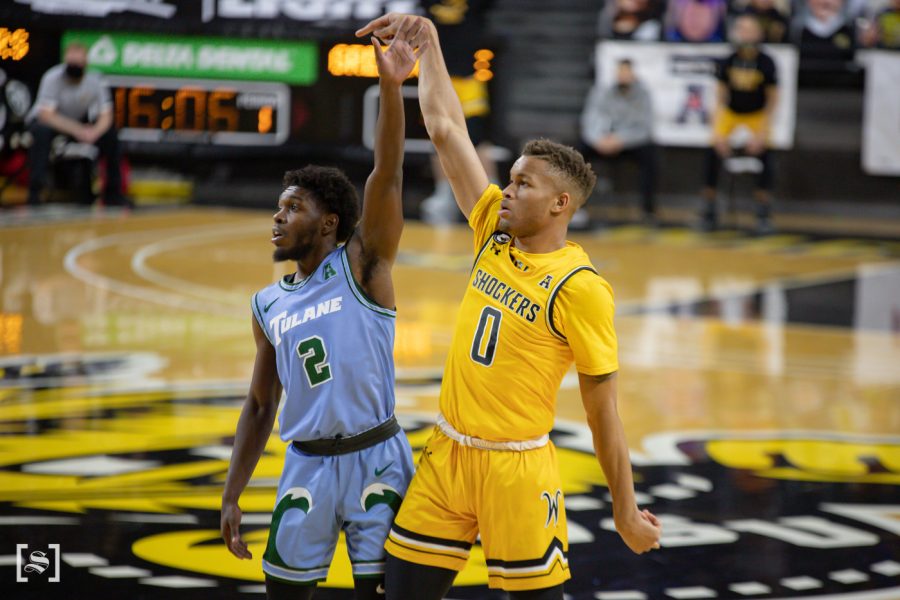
[357,14,662,600]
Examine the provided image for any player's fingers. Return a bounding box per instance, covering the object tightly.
[395,16,412,40]
[406,19,424,43]
[355,13,394,37]
[372,36,384,57]
[231,535,251,559]
[413,39,430,59]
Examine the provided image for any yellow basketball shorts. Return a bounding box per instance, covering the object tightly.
[713,108,767,140]
[385,428,570,591]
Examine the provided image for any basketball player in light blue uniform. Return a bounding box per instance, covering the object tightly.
[221,22,429,600]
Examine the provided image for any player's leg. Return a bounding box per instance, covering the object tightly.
[507,583,565,600]
[382,431,478,596]
[262,447,340,589]
[478,442,571,595]
[384,554,456,600]
[352,576,385,600]
[342,432,417,600]
[264,576,315,600]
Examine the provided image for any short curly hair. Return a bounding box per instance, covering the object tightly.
[283,166,361,243]
[522,139,597,207]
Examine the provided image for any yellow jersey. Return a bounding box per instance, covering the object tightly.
[439,184,619,441]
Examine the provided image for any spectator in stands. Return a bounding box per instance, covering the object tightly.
[859,0,900,47]
[666,0,729,41]
[700,14,779,234]
[798,0,856,63]
[419,0,498,224]
[601,0,664,41]
[580,59,658,224]
[26,41,126,206]
[731,0,791,42]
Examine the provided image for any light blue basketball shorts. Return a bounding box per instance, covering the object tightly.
[261,431,414,584]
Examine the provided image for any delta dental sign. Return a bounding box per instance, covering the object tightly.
[61,31,318,85]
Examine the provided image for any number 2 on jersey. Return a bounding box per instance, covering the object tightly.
[297,335,332,387]
[471,306,502,366]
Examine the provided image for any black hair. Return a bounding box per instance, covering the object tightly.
[282,166,360,243]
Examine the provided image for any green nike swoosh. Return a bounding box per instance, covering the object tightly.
[374,462,394,477]
[263,297,280,313]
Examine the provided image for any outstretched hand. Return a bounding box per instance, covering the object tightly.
[371,17,429,85]
[356,12,411,41]
[372,18,428,85]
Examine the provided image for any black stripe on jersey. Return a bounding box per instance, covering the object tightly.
[390,524,473,550]
[484,537,567,568]
[546,266,598,341]
[471,231,499,274]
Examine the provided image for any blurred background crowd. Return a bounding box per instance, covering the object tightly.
[0,0,896,233]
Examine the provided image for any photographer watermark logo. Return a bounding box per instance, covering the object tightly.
[16,544,60,583]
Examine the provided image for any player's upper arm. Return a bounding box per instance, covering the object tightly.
[429,117,490,219]
[248,312,281,410]
[552,270,619,377]
[578,371,618,421]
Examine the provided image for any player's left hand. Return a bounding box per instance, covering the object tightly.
[371,17,429,85]
[616,508,662,554]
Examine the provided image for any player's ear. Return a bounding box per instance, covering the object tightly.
[551,192,570,216]
[321,213,339,236]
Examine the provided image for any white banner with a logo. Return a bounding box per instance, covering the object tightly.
[861,50,900,176]
[594,41,798,149]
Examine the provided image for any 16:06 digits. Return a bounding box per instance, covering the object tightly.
[113,86,273,134]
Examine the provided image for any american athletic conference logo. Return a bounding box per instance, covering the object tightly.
[16,543,61,583]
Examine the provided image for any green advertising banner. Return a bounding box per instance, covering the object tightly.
[62,31,318,85]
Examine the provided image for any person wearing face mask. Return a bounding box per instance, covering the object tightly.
[579,59,658,225]
[699,14,779,234]
[25,41,126,207]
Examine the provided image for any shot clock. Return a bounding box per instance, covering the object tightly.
[107,76,289,146]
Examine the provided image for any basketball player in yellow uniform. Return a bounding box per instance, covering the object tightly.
[358,14,662,600]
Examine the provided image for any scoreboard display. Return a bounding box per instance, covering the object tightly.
[2,23,484,158]
[108,76,289,146]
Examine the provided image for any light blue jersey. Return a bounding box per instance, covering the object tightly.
[251,243,413,583]
[251,244,397,442]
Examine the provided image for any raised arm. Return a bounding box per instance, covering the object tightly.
[221,315,282,560]
[578,372,662,554]
[347,26,425,309]
[357,14,489,219]
[354,26,424,265]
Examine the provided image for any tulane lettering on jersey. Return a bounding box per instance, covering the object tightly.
[251,245,397,441]
[268,297,344,346]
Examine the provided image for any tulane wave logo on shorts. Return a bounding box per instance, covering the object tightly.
[361,483,402,514]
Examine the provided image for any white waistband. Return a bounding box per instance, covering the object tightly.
[436,414,549,451]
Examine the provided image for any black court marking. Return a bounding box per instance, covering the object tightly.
[0,372,898,599]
